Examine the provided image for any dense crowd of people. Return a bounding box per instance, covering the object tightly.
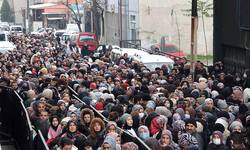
[1,32,250,150]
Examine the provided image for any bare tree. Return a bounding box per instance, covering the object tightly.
[59,0,83,32]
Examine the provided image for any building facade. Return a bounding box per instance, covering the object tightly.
[139,0,213,55]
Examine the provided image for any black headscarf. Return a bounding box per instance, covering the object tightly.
[66,120,78,139]
[50,115,59,131]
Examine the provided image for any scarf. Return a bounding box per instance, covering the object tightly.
[66,120,78,139]
[50,115,59,131]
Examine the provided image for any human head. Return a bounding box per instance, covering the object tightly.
[230,132,243,147]
[39,110,49,121]
[185,118,197,133]
[229,121,243,132]
[59,137,73,150]
[102,135,116,150]
[212,131,223,145]
[138,125,149,141]
[67,120,77,133]
[161,130,172,146]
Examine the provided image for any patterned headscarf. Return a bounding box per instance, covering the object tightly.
[178,133,198,148]
[173,113,181,123]
[173,120,185,132]
[121,142,138,150]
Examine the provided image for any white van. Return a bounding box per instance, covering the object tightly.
[66,24,83,32]
[132,54,174,72]
[110,48,150,61]
[10,26,22,34]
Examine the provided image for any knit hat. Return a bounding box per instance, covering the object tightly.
[185,118,197,128]
[196,97,205,105]
[213,123,225,133]
[178,133,198,148]
[103,135,116,150]
[95,102,103,110]
[120,113,131,125]
[229,121,243,131]
[201,105,212,113]
[176,108,185,120]
[212,131,223,144]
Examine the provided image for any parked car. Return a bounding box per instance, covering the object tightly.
[110,48,150,62]
[10,25,23,35]
[70,32,97,51]
[31,28,54,36]
[0,33,16,53]
[93,45,120,57]
[54,30,68,37]
[149,44,186,62]
[132,54,174,72]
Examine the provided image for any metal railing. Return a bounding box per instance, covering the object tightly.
[0,86,33,150]
[37,130,49,150]
[68,86,151,150]
[120,40,141,49]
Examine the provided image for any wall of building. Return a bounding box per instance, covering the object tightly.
[105,0,139,46]
[139,0,213,55]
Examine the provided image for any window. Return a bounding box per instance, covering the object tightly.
[79,35,95,42]
[131,15,135,22]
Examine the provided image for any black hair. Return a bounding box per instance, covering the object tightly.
[134,95,142,104]
[59,137,73,148]
[230,132,243,145]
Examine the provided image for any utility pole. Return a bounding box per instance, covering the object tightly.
[120,0,122,47]
[190,0,198,73]
[26,0,29,34]
[93,0,98,47]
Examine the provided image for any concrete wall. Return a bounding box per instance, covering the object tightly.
[139,0,213,55]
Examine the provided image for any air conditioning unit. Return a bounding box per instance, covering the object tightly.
[111,4,115,13]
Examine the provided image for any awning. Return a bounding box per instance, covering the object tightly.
[47,17,63,20]
[29,3,58,9]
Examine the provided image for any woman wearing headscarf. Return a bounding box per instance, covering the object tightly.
[121,142,138,150]
[172,120,185,143]
[158,130,180,150]
[49,115,62,139]
[204,98,220,115]
[232,90,244,104]
[33,100,45,117]
[98,135,117,150]
[100,121,121,139]
[137,126,149,141]
[206,131,229,150]
[120,113,137,136]
[144,137,162,150]
[61,120,86,144]
[56,100,67,122]
[87,118,105,148]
